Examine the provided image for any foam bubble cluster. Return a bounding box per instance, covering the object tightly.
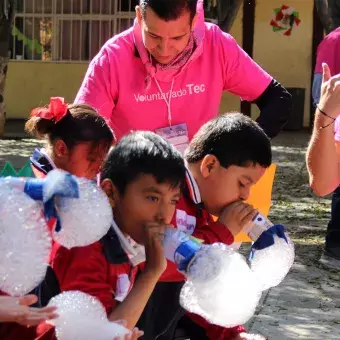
[250,234,295,291]
[47,174,113,249]
[48,291,130,340]
[0,170,113,297]
[0,181,51,296]
[180,244,262,327]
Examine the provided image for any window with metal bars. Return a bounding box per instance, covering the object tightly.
[10,0,138,61]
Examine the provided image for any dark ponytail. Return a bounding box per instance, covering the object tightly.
[25,103,115,151]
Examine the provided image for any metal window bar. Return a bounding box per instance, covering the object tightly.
[89,0,92,61]
[69,0,73,60]
[113,0,118,38]
[79,0,82,61]
[60,0,63,60]
[118,0,121,35]
[23,0,25,58]
[12,0,136,62]
[109,0,113,38]
[99,0,102,49]
[31,0,34,60]
[42,0,44,60]
[52,0,58,60]
[12,16,15,59]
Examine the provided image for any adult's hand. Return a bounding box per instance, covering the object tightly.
[318,63,340,119]
[306,63,340,196]
[0,295,58,326]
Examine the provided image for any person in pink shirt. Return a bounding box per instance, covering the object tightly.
[73,0,291,338]
[312,27,340,269]
[75,0,292,151]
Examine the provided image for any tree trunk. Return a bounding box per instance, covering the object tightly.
[328,0,340,27]
[217,0,243,33]
[0,0,15,137]
[315,0,340,33]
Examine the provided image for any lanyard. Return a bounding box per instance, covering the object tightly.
[154,77,174,126]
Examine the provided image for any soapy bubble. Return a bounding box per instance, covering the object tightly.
[48,291,130,340]
[180,243,262,327]
[49,175,113,249]
[250,234,295,291]
[0,181,51,296]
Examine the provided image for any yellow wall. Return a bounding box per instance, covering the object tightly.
[252,0,313,126]
[219,4,243,114]
[5,61,88,118]
[220,0,313,127]
[6,1,314,126]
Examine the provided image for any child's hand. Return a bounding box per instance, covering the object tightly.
[114,327,144,339]
[218,201,258,236]
[0,295,58,326]
[143,222,169,276]
[232,332,266,340]
[112,320,144,340]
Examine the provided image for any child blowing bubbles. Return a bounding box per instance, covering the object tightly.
[0,98,115,339]
[35,131,186,339]
[25,97,115,180]
[45,114,270,340]
[138,113,271,340]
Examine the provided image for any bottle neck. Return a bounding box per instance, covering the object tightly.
[245,213,274,242]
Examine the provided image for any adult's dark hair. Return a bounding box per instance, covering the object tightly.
[185,113,272,168]
[25,104,115,151]
[139,0,198,22]
[101,131,186,194]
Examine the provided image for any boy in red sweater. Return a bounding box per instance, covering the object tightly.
[39,113,270,339]
[138,113,271,340]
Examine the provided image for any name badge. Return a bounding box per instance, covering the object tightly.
[115,274,131,302]
[155,123,189,155]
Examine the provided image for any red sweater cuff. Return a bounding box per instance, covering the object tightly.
[208,221,235,245]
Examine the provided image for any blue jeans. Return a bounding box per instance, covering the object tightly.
[326,186,340,258]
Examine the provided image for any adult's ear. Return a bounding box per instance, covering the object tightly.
[191,12,198,30]
[136,5,143,25]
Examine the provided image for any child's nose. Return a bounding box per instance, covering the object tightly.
[240,187,251,201]
[155,206,173,224]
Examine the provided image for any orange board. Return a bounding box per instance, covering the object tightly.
[234,164,277,242]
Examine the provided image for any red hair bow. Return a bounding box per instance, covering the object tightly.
[30,97,68,123]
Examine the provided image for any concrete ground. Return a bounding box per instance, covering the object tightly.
[246,131,340,340]
[1,128,340,339]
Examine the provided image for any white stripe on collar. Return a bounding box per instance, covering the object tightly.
[185,165,202,205]
[111,219,146,267]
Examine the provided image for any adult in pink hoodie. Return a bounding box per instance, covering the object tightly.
[75,0,292,144]
[74,0,290,339]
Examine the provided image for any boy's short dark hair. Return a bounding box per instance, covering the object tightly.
[185,113,272,168]
[101,131,186,194]
[139,0,198,22]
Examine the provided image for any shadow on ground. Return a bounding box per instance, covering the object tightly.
[249,242,340,340]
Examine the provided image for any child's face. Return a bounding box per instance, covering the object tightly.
[102,174,181,244]
[197,157,266,216]
[65,142,109,180]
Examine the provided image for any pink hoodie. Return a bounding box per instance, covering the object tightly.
[75,1,272,141]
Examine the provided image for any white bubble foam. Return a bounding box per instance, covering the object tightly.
[51,177,112,249]
[48,291,130,340]
[0,183,51,296]
[250,234,295,291]
[181,243,262,327]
